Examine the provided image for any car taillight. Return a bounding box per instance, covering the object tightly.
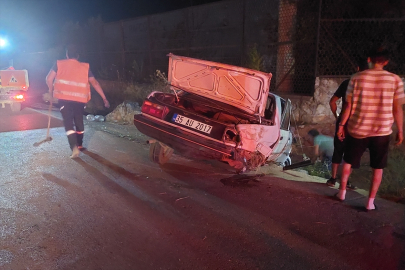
[22,86,26,90]
[13,94,24,100]
[141,100,168,119]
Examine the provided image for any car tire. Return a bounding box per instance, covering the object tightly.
[10,103,21,112]
[283,157,291,167]
[149,142,174,165]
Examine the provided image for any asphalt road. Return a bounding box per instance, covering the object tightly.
[0,106,405,270]
[0,104,64,133]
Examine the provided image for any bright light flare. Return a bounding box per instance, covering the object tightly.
[14,94,24,100]
[0,38,7,48]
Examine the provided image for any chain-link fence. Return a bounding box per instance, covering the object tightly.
[318,19,405,76]
[10,0,405,97]
[278,0,405,95]
[319,0,405,76]
[88,0,280,84]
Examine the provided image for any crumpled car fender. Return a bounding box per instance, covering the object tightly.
[236,124,280,157]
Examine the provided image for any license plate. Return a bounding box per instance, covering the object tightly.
[172,113,213,134]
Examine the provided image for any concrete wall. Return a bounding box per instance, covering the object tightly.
[284,77,346,125]
[291,76,405,125]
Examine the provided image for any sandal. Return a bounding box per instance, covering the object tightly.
[333,192,344,202]
[365,204,378,212]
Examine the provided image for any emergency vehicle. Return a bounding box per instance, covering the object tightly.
[0,67,29,111]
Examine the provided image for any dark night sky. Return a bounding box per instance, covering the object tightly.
[0,0,220,52]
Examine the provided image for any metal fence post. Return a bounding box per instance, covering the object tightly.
[240,0,246,65]
[147,16,153,77]
[314,0,322,78]
[120,20,126,81]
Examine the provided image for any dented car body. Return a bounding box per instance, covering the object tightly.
[134,54,292,172]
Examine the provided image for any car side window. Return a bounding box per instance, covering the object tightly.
[264,96,275,120]
[280,98,285,115]
[280,99,291,131]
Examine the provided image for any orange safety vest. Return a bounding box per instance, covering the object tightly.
[53,59,91,103]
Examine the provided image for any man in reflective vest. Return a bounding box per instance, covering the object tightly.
[46,44,110,158]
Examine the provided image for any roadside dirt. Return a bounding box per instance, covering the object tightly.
[86,118,405,202]
[85,120,366,181]
[291,121,405,199]
[84,119,150,144]
[290,123,375,189]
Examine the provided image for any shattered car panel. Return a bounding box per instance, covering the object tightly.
[134,54,292,172]
[237,124,280,154]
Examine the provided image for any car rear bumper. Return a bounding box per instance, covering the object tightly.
[134,114,235,160]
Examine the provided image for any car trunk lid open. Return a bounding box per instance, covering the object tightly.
[167,53,272,117]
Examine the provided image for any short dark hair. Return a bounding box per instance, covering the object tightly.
[65,44,80,59]
[357,57,369,71]
[369,47,390,64]
[308,129,319,137]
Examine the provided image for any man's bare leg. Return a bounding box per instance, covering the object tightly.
[337,162,352,200]
[326,163,340,187]
[366,168,383,210]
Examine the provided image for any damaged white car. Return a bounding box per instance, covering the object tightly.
[134,54,293,172]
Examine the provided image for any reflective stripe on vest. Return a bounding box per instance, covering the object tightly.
[53,89,90,100]
[55,79,88,88]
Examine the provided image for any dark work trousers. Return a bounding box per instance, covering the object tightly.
[59,100,85,150]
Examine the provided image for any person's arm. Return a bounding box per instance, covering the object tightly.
[339,100,351,126]
[89,77,110,108]
[330,79,348,119]
[329,95,340,119]
[336,78,354,140]
[313,144,320,157]
[310,135,320,160]
[44,70,57,102]
[337,100,351,141]
[46,70,57,94]
[393,98,405,145]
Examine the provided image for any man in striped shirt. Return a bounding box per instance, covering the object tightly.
[336,48,405,211]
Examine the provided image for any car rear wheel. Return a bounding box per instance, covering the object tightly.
[10,102,21,112]
[283,157,291,167]
[149,142,174,165]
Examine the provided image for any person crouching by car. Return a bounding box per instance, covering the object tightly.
[307,129,334,170]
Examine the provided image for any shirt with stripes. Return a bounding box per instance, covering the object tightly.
[345,69,405,138]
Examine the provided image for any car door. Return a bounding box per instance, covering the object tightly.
[267,98,292,164]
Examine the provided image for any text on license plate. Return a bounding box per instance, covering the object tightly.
[171,113,213,134]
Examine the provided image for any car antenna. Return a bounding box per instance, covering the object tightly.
[172,87,180,103]
[156,69,179,103]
